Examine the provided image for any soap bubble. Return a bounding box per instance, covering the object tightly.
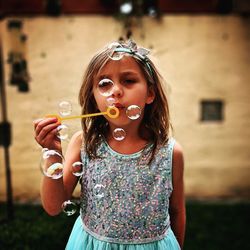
[106,97,116,107]
[62,200,78,216]
[40,149,64,179]
[113,128,126,141]
[72,161,85,177]
[58,101,72,116]
[126,105,141,120]
[57,124,69,140]
[41,148,49,153]
[93,184,105,199]
[98,79,114,97]
[108,43,125,61]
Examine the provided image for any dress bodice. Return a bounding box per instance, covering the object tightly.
[79,138,175,244]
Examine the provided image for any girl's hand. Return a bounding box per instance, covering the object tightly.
[33,117,62,152]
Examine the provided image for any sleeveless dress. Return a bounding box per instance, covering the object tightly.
[66,138,180,250]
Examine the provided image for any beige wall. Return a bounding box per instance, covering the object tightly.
[0,15,249,202]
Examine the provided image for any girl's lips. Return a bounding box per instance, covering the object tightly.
[113,103,125,109]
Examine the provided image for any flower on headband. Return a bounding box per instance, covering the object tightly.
[126,39,150,58]
[108,39,154,79]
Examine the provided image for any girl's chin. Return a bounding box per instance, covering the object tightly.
[108,117,134,128]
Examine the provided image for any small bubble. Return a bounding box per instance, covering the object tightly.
[93,184,105,198]
[126,105,141,120]
[62,200,78,216]
[72,161,85,177]
[57,124,69,140]
[40,149,64,179]
[108,43,125,61]
[58,101,72,116]
[113,128,126,141]
[106,97,116,107]
[98,79,114,97]
[41,147,49,154]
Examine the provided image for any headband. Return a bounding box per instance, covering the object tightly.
[109,40,155,80]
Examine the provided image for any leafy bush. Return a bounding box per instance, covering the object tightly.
[0,201,249,250]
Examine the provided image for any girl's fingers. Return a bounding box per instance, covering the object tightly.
[34,118,58,136]
[34,117,58,135]
[33,118,43,127]
[34,118,61,146]
[36,124,55,141]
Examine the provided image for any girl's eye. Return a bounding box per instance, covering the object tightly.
[124,79,137,84]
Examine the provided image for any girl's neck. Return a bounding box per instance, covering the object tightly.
[106,125,150,154]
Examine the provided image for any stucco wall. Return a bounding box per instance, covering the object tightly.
[0,15,249,202]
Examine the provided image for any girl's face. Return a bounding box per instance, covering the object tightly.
[92,56,155,128]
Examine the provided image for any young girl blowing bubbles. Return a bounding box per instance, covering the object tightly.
[34,40,186,249]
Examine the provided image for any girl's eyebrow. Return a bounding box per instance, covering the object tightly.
[120,71,140,76]
[97,71,139,80]
[97,74,111,81]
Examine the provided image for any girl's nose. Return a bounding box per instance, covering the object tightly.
[112,83,123,97]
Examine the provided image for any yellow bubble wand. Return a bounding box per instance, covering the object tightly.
[46,106,119,122]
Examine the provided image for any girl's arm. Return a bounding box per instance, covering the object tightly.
[40,131,82,216]
[34,118,82,215]
[169,142,186,249]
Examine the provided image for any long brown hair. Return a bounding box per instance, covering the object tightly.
[79,41,171,161]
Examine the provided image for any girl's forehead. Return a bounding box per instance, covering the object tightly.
[98,56,143,75]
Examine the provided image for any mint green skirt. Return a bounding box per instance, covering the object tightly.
[66,216,180,250]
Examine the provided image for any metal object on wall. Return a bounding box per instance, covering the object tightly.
[7,19,30,92]
[45,0,62,16]
[0,34,14,220]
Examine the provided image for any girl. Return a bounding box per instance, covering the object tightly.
[34,40,186,249]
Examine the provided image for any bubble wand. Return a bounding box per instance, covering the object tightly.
[46,106,119,122]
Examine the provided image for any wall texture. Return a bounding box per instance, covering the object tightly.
[0,15,249,202]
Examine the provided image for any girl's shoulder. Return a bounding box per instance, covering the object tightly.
[173,140,183,156]
[71,130,83,143]
[172,139,184,173]
[163,138,183,153]
[158,137,175,153]
[67,131,83,150]
[158,138,183,163]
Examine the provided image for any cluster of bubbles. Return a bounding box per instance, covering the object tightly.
[40,147,86,216]
[97,77,141,141]
[40,149,86,180]
[60,182,105,215]
[41,49,143,216]
[56,100,141,142]
[56,100,72,141]
[40,147,107,216]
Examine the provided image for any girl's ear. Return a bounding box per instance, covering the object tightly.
[146,86,155,104]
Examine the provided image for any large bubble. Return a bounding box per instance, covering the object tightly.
[57,124,70,141]
[126,105,141,120]
[40,149,64,179]
[98,78,114,97]
[58,101,72,117]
